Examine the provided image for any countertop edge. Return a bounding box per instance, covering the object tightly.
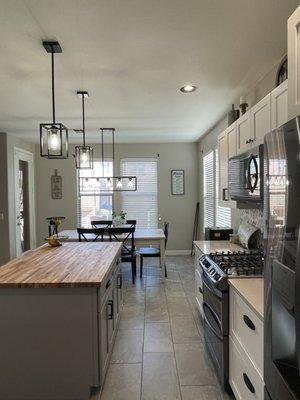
[229,278,264,321]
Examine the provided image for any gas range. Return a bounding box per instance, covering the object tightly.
[199,249,264,291]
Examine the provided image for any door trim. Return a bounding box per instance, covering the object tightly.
[14,147,36,256]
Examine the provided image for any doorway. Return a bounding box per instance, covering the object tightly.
[14,148,36,256]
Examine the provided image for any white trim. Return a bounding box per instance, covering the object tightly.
[165,250,191,256]
[14,147,36,256]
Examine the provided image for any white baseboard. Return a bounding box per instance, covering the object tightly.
[165,250,191,256]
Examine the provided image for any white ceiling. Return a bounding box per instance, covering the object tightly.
[0,0,297,143]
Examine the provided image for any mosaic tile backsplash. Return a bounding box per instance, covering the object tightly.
[239,209,264,232]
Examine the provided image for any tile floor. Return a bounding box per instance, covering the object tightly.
[92,256,232,400]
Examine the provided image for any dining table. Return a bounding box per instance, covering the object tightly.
[58,228,166,279]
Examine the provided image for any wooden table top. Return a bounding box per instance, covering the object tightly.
[0,242,122,288]
[59,228,165,242]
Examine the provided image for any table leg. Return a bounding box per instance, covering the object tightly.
[160,238,166,281]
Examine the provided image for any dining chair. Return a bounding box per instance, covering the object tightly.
[77,227,106,242]
[107,226,137,284]
[139,222,169,278]
[91,220,112,228]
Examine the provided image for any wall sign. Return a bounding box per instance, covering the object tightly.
[51,169,62,199]
[171,169,185,195]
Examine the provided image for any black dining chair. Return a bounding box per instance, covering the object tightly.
[107,226,137,284]
[91,220,112,228]
[139,222,169,278]
[77,227,106,242]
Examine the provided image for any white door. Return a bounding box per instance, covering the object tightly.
[288,5,300,120]
[236,111,251,155]
[14,148,36,256]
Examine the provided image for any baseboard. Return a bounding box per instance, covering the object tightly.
[165,250,191,256]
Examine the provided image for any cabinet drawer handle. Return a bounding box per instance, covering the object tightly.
[107,300,114,320]
[243,372,255,394]
[105,279,111,289]
[117,274,122,289]
[243,314,255,331]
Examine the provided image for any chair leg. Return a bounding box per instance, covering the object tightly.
[140,256,143,278]
[132,254,137,285]
[164,262,167,278]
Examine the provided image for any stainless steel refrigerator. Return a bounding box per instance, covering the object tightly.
[264,117,300,400]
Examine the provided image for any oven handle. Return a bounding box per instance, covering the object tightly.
[203,302,223,340]
[247,154,258,193]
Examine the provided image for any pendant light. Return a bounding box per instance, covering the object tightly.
[79,128,137,194]
[40,41,69,159]
[74,91,93,169]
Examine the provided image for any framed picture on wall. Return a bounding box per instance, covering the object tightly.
[51,169,62,200]
[171,169,185,195]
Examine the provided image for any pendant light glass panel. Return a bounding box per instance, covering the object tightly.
[40,41,69,159]
[79,176,137,195]
[75,145,93,169]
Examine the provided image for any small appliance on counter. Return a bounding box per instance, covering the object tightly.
[204,227,233,241]
[237,222,262,249]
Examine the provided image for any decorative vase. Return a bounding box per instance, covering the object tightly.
[113,216,126,227]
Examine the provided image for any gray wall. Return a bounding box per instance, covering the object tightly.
[0,133,36,265]
[35,142,198,251]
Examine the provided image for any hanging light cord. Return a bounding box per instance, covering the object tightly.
[82,94,86,147]
[101,128,104,177]
[51,46,56,124]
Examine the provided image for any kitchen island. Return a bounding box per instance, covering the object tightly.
[0,242,122,400]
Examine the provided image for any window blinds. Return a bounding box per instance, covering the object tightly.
[121,158,158,228]
[203,150,231,230]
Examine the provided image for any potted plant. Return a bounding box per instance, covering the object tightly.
[112,210,127,227]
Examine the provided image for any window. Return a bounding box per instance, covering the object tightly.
[121,158,158,228]
[203,149,231,229]
[77,160,113,227]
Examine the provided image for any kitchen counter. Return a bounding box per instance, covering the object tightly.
[229,278,264,320]
[194,240,244,254]
[0,242,122,288]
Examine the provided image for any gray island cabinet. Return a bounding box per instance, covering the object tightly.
[0,242,123,400]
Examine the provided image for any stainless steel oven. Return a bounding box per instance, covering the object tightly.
[228,144,264,203]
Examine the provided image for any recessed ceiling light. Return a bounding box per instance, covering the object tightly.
[180,85,197,93]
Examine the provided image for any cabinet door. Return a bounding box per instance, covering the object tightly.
[288,6,300,120]
[227,123,237,158]
[99,299,109,381]
[251,94,271,146]
[236,111,251,154]
[107,286,114,352]
[217,130,229,202]
[271,80,288,130]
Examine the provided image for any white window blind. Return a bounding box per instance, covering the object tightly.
[121,158,158,228]
[215,150,231,227]
[203,149,231,230]
[203,151,215,228]
[77,160,113,227]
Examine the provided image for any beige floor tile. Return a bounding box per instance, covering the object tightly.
[146,275,164,287]
[170,316,202,343]
[100,363,142,400]
[174,342,216,386]
[181,385,232,400]
[111,330,144,363]
[124,291,145,306]
[119,305,145,330]
[167,297,193,317]
[142,353,181,400]
[144,322,173,352]
[145,301,169,322]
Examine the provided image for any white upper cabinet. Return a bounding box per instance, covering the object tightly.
[288,5,300,120]
[271,80,288,130]
[251,93,271,146]
[227,122,237,159]
[236,110,251,154]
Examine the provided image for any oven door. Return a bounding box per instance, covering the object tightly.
[202,273,229,390]
[228,144,263,202]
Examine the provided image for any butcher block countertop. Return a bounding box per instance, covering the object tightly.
[0,242,122,288]
[194,240,244,254]
[229,278,264,321]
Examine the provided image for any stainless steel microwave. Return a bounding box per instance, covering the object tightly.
[228,144,264,202]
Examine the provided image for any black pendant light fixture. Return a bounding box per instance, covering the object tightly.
[79,128,137,194]
[40,41,69,159]
[74,91,93,169]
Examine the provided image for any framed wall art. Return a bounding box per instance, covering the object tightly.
[51,169,62,199]
[171,169,185,195]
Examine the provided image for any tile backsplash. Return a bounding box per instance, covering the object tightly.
[239,209,264,232]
